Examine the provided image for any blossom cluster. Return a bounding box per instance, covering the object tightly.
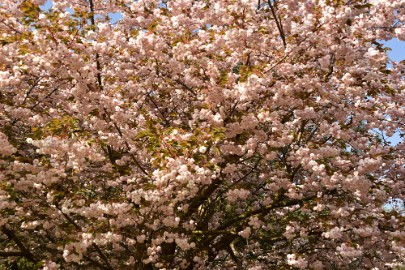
[0,0,404,269]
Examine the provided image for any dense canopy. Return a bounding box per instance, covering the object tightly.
[0,0,404,269]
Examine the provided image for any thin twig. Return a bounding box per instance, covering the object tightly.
[88,0,104,90]
[21,76,42,106]
[102,107,149,176]
[56,207,114,270]
[267,0,286,48]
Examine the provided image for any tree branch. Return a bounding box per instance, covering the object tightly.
[218,193,316,230]
[56,207,114,270]
[0,251,24,257]
[88,0,103,90]
[101,107,149,176]
[1,226,39,263]
[228,241,243,270]
[267,0,286,48]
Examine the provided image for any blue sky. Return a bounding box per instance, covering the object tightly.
[385,38,405,63]
[384,39,404,146]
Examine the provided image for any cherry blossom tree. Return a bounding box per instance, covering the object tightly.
[0,0,404,269]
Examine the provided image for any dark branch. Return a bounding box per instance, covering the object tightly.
[267,0,286,48]
[88,0,103,90]
[1,226,39,263]
[218,193,316,230]
[0,251,25,257]
[56,207,114,270]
